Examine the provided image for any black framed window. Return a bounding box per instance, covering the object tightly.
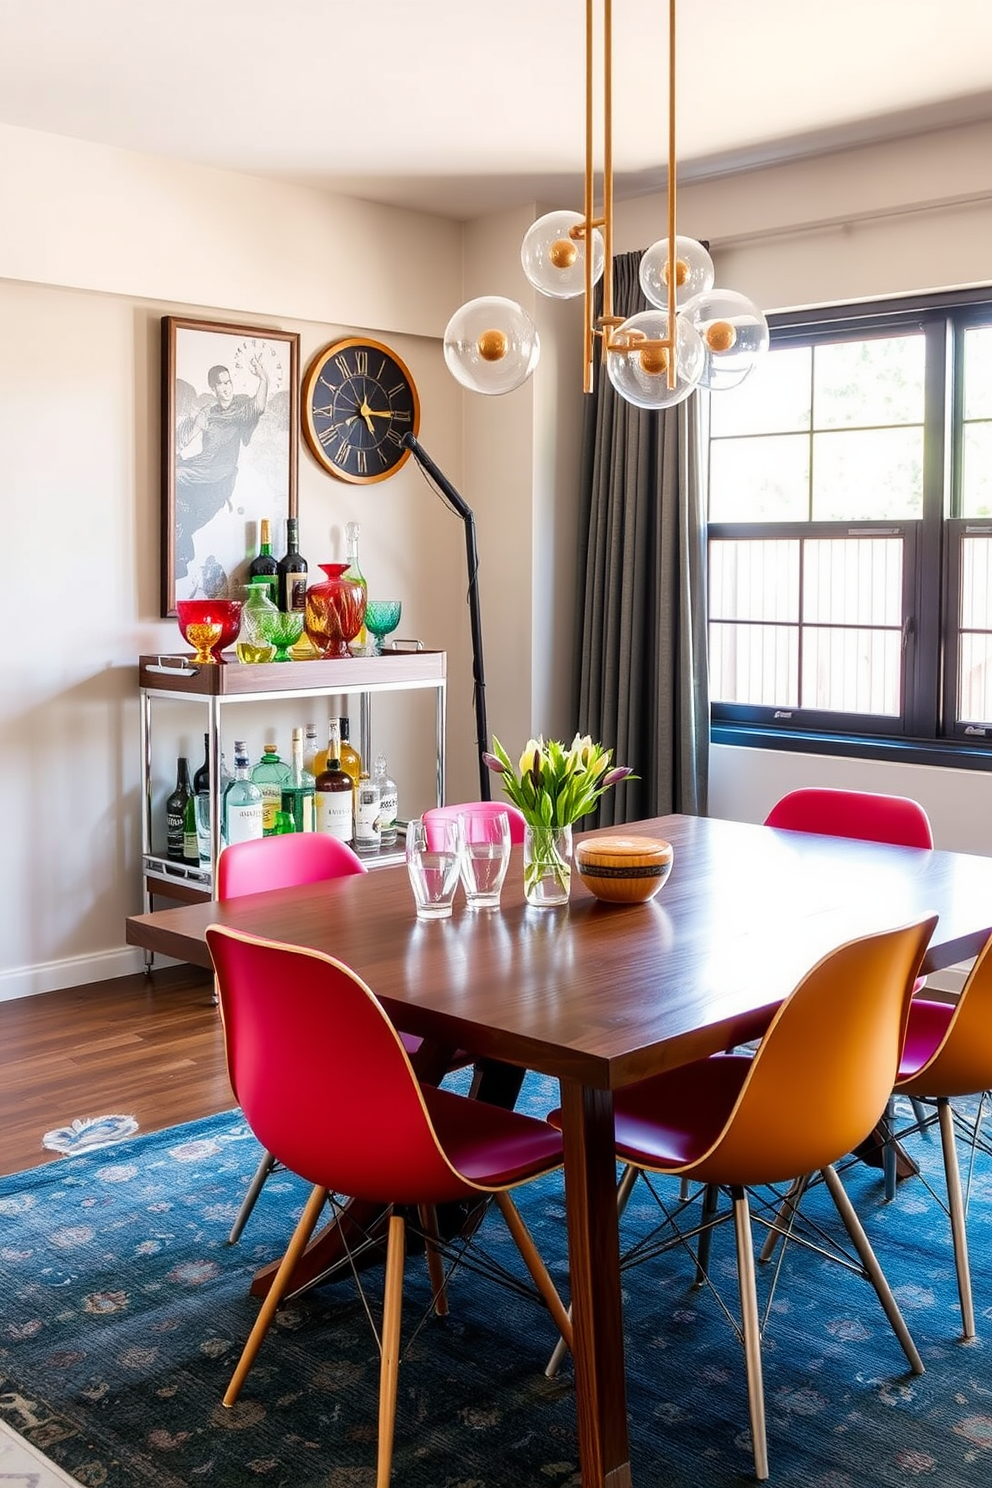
[706,289,992,763]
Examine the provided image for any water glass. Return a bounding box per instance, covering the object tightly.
[457,809,511,910]
[406,817,460,920]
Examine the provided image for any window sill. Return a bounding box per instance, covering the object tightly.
[711,723,992,773]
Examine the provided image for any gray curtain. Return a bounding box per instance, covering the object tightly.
[575,250,709,825]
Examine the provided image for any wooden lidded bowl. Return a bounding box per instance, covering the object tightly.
[575,835,674,904]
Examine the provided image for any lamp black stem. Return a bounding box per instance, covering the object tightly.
[401,431,491,801]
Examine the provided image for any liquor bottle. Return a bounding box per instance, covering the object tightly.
[339,715,362,797]
[247,518,279,603]
[183,790,199,864]
[222,741,264,847]
[165,756,193,861]
[354,771,381,855]
[373,753,398,845]
[345,521,368,647]
[315,718,353,843]
[302,722,320,776]
[251,743,292,836]
[192,733,210,797]
[277,516,308,613]
[281,726,316,834]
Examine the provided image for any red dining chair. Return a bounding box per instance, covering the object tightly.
[423,800,527,845]
[764,786,934,1196]
[206,925,572,1488]
[890,929,992,1340]
[218,833,368,1243]
[548,917,935,1481]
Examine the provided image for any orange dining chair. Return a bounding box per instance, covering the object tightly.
[764,786,934,1197]
[206,924,572,1488]
[218,833,369,1243]
[549,917,936,1481]
[889,929,992,1340]
[423,800,527,845]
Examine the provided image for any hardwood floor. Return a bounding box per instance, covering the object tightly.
[0,963,231,1177]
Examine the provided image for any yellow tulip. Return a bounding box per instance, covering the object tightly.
[518,739,543,778]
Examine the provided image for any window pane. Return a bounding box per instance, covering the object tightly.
[709,539,799,622]
[958,635,992,724]
[812,427,923,520]
[803,538,903,626]
[709,345,811,438]
[801,628,902,715]
[961,424,992,518]
[709,621,798,707]
[709,434,809,522]
[963,326,992,420]
[813,335,925,429]
[961,535,992,628]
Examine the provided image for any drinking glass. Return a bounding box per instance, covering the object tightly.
[364,599,402,655]
[406,817,460,920]
[457,809,511,910]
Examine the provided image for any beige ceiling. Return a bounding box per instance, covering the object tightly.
[1,0,991,220]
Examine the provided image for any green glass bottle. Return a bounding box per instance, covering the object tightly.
[251,743,291,836]
[240,576,280,652]
[345,521,367,648]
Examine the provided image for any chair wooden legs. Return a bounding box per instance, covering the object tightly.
[228,1149,278,1244]
[730,1187,769,1481]
[377,1214,406,1488]
[493,1190,573,1352]
[417,1204,449,1317]
[820,1164,924,1374]
[936,1097,976,1339]
[224,1183,329,1406]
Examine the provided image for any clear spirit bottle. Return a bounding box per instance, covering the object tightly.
[222,741,264,847]
[251,743,292,836]
[281,726,316,834]
[373,753,398,846]
[354,771,381,855]
[345,521,368,648]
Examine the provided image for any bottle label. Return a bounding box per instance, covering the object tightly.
[225,801,264,845]
[257,782,284,834]
[378,788,398,833]
[355,785,381,851]
[166,810,186,859]
[290,577,307,611]
[316,791,353,843]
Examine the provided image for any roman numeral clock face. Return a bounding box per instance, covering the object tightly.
[302,337,420,484]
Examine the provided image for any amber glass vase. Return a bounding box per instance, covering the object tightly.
[304,563,367,658]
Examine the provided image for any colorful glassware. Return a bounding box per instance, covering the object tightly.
[364,598,402,655]
[175,599,243,664]
[304,563,367,659]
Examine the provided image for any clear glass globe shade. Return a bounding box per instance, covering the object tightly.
[606,310,704,410]
[680,288,770,391]
[639,236,715,311]
[443,297,541,395]
[520,210,605,300]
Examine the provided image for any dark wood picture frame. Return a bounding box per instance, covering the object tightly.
[161,316,300,616]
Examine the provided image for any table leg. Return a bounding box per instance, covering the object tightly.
[559,1080,632,1488]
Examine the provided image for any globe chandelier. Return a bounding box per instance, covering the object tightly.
[444,0,769,409]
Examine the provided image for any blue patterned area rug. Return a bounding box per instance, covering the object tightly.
[0,1074,991,1487]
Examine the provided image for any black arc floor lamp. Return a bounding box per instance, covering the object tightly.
[401,431,491,801]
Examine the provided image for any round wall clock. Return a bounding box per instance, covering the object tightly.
[302,336,421,484]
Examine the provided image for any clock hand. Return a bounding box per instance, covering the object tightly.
[359,399,376,435]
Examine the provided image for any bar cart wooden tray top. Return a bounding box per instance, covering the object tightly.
[137,649,447,937]
[139,649,446,697]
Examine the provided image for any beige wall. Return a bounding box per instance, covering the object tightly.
[1,113,991,999]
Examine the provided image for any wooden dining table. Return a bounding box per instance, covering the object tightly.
[125,812,992,1488]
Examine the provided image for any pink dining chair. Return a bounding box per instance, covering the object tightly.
[423,800,527,846]
[206,924,571,1487]
[764,786,935,1198]
[218,833,369,1244]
